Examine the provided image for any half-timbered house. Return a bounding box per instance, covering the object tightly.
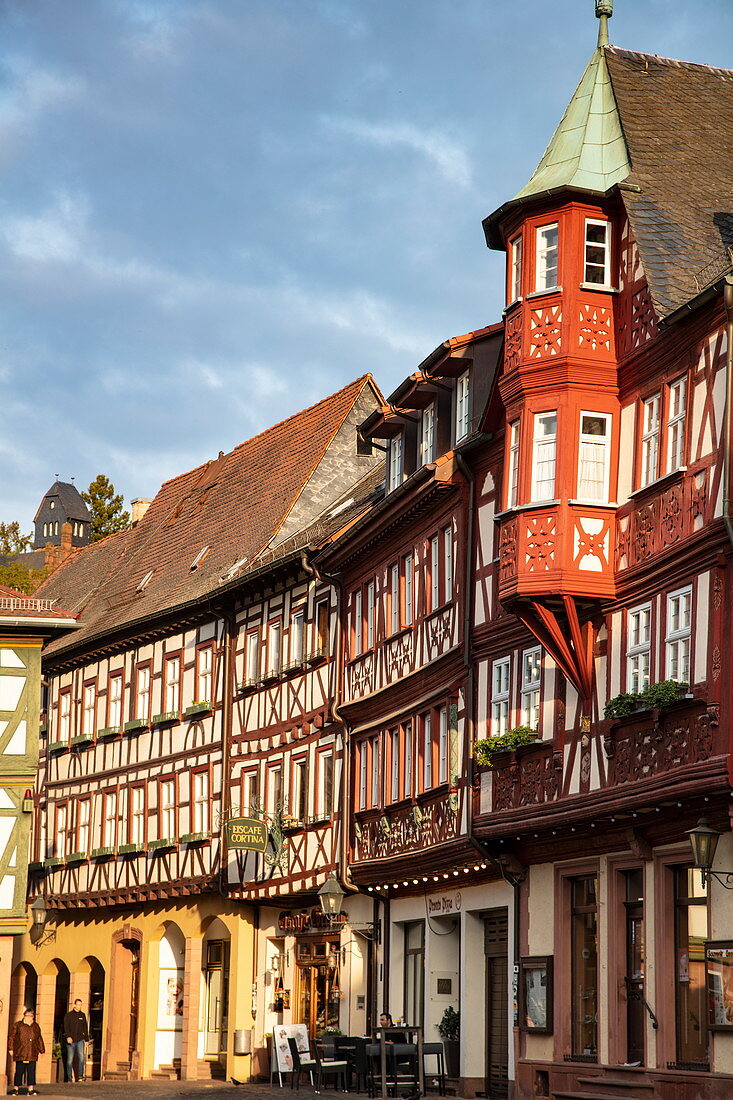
[11,376,383,1083]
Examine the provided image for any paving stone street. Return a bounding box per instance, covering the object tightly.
[17,1084,353,1100]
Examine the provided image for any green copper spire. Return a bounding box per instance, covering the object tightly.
[512,1,630,202]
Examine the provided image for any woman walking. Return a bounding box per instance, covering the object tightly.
[8,1008,45,1095]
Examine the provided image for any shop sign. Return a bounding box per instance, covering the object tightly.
[426,891,462,916]
[278,907,347,933]
[225,817,269,852]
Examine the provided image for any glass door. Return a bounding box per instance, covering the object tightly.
[205,940,230,1055]
[623,869,645,1065]
[296,940,341,1035]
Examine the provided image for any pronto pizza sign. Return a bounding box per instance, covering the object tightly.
[225,817,269,852]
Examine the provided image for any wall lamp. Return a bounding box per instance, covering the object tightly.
[30,897,57,949]
[688,818,733,888]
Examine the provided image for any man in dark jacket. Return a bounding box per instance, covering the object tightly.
[62,1000,89,1083]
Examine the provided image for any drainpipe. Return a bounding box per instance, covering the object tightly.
[722,277,733,547]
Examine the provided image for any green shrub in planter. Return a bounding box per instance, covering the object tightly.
[604,692,644,720]
[474,726,538,767]
[605,680,689,720]
[437,1006,459,1042]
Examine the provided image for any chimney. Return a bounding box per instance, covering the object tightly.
[60,522,73,558]
[131,498,152,526]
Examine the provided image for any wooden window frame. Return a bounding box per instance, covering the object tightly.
[135,662,152,723]
[438,705,448,785]
[520,646,542,731]
[164,652,182,714]
[389,562,400,637]
[290,607,306,666]
[191,766,211,834]
[266,764,282,814]
[55,800,68,859]
[358,740,368,809]
[102,788,118,849]
[389,728,400,803]
[531,410,558,502]
[366,581,375,651]
[639,392,661,489]
[665,585,692,684]
[267,619,282,676]
[291,754,309,822]
[666,374,688,475]
[316,749,334,819]
[107,671,124,729]
[535,221,559,292]
[403,552,414,628]
[509,234,523,303]
[315,599,329,657]
[370,735,380,808]
[245,629,260,684]
[388,433,404,492]
[129,783,147,846]
[82,679,97,738]
[430,534,440,612]
[75,797,91,854]
[158,775,177,841]
[455,370,471,443]
[195,642,215,703]
[59,688,72,741]
[626,602,652,694]
[241,768,260,816]
[420,403,436,465]
[583,217,612,287]
[421,712,433,792]
[577,410,612,503]
[352,589,363,657]
[491,656,511,737]
[518,955,554,1034]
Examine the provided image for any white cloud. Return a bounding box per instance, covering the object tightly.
[0,58,84,148]
[3,191,88,263]
[323,115,474,190]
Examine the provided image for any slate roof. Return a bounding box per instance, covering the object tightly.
[605,47,733,318]
[37,375,380,654]
[33,481,91,523]
[0,551,47,570]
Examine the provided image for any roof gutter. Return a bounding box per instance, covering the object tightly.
[722,276,733,548]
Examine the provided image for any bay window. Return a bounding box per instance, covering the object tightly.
[666,586,691,683]
[510,235,523,301]
[640,394,660,487]
[491,657,511,737]
[584,219,611,286]
[532,411,557,501]
[507,419,520,507]
[535,223,559,291]
[521,647,541,730]
[627,603,651,694]
[577,412,611,502]
[667,376,687,473]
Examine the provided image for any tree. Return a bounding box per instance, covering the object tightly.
[0,521,32,555]
[0,562,49,595]
[82,474,130,542]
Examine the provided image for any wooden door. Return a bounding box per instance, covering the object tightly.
[484,910,509,1099]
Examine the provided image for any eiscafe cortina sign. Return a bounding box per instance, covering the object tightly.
[225,817,269,852]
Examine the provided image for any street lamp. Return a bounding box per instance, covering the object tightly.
[318,873,346,919]
[30,897,56,948]
[687,818,733,888]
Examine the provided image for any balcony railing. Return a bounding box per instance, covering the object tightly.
[353,789,460,863]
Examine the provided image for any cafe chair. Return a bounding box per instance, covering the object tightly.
[422,1042,446,1095]
[312,1042,350,1093]
[288,1037,318,1090]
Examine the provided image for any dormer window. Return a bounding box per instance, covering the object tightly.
[584,219,611,286]
[420,404,435,465]
[388,434,404,492]
[535,223,559,292]
[455,371,470,443]
[137,569,154,592]
[510,235,523,302]
[190,546,209,571]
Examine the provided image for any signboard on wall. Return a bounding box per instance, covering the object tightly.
[225,817,269,852]
[427,891,462,916]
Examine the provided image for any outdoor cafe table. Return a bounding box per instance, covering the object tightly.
[374,1026,424,1099]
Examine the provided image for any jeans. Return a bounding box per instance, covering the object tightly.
[14,1061,36,1089]
[65,1040,85,1081]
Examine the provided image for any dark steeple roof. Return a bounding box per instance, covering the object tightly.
[33,481,91,525]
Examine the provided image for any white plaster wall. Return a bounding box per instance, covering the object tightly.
[694,571,710,687]
[525,864,554,1062]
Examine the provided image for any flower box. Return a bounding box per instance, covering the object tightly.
[97,725,122,740]
[47,741,68,755]
[180,831,210,845]
[44,856,65,868]
[148,837,177,852]
[151,711,180,726]
[306,650,328,666]
[237,679,258,695]
[39,723,48,735]
[118,842,145,855]
[66,850,87,863]
[71,734,94,749]
[123,718,148,734]
[261,669,281,685]
[28,861,44,873]
[184,701,212,718]
[90,846,115,860]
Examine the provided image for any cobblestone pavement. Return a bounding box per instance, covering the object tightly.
[12,1083,363,1100]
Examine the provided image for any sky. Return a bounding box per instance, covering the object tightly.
[2,0,732,532]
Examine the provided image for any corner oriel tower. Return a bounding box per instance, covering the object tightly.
[482,0,628,708]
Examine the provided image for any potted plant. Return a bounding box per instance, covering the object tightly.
[604,680,689,720]
[437,1006,460,1078]
[473,726,539,768]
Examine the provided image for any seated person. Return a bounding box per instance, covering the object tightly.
[374,1012,407,1043]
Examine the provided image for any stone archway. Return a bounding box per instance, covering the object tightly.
[73,956,105,1081]
[104,927,142,1080]
[35,958,70,1084]
[8,963,38,1082]
[153,924,184,1074]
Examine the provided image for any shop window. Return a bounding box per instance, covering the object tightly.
[584,219,611,286]
[627,603,651,693]
[577,412,611,502]
[492,657,511,737]
[535,223,559,291]
[531,412,557,501]
[674,867,709,1068]
[571,875,598,1060]
[666,587,691,683]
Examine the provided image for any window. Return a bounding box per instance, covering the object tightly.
[242,770,259,816]
[532,412,557,501]
[352,590,363,657]
[318,752,333,818]
[403,553,414,627]
[103,791,117,848]
[160,779,176,839]
[390,563,400,635]
[430,535,440,611]
[627,603,651,694]
[510,235,523,301]
[77,799,90,854]
[164,656,180,713]
[535,223,559,291]
[438,706,448,784]
[83,683,96,737]
[420,403,436,466]
[136,569,154,592]
[666,587,691,683]
[443,528,453,603]
[667,377,687,473]
[130,786,145,845]
[577,412,611,501]
[293,758,308,821]
[267,766,282,813]
[370,736,380,806]
[108,673,123,728]
[388,434,404,492]
[521,647,541,730]
[640,394,660,488]
[316,600,329,655]
[290,609,305,665]
[55,803,67,858]
[404,921,425,1028]
[197,645,213,701]
[674,867,709,1067]
[584,219,611,286]
[390,729,400,802]
[571,876,598,1058]
[455,371,470,442]
[268,621,282,674]
[59,690,71,740]
[193,771,210,833]
[422,713,432,790]
[190,546,209,570]
[366,582,375,650]
[359,743,368,809]
[491,657,511,737]
[404,722,413,798]
[246,631,260,683]
[136,666,150,721]
[507,420,520,508]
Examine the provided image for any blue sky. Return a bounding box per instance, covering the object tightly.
[2,0,732,531]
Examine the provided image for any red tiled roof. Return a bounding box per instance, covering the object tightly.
[39,375,378,652]
[0,584,78,622]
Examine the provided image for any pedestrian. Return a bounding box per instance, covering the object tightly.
[8,1007,45,1095]
[62,999,89,1083]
